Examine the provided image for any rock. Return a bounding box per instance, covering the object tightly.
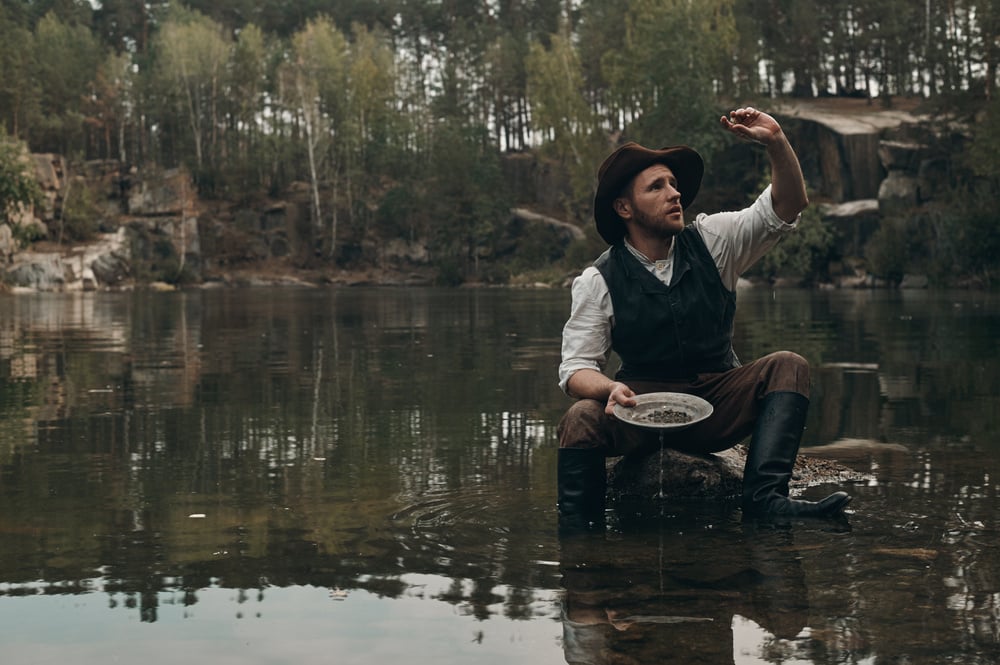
[510,207,585,242]
[4,253,67,290]
[31,153,65,192]
[608,447,744,502]
[878,140,928,171]
[836,273,874,289]
[819,199,881,259]
[878,171,919,214]
[91,251,130,286]
[127,167,195,216]
[607,444,870,504]
[382,237,429,264]
[899,274,929,289]
[127,215,202,281]
[776,103,918,202]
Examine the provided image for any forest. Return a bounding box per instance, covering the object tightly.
[2,0,1000,285]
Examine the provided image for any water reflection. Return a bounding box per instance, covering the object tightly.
[0,287,999,664]
[559,518,827,664]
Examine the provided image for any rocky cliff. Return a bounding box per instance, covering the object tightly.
[776,98,967,287]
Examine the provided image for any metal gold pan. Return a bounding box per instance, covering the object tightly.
[613,392,714,430]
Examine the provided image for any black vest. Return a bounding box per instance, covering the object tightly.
[595,227,739,381]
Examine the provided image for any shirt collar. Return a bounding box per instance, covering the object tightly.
[623,238,675,268]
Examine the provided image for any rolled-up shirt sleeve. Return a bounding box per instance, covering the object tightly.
[695,185,799,291]
[558,266,614,394]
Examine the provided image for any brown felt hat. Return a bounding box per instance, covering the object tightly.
[593,143,704,244]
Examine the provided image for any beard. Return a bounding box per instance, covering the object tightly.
[629,204,685,238]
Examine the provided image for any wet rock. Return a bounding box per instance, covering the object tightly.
[608,447,744,502]
[607,444,870,504]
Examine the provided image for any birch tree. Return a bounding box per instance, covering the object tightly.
[342,25,396,238]
[154,9,230,174]
[526,31,602,217]
[282,17,348,246]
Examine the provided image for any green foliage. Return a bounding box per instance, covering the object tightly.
[496,222,568,279]
[525,33,606,222]
[868,189,1000,286]
[0,133,42,236]
[928,192,1000,286]
[422,124,513,284]
[967,100,1000,185]
[59,178,101,242]
[31,11,103,154]
[0,12,39,138]
[151,7,231,174]
[754,198,835,283]
[376,185,420,241]
[605,0,736,153]
[865,213,926,285]
[129,227,199,285]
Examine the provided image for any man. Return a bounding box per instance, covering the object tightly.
[557,107,852,529]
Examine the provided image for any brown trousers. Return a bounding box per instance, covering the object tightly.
[557,351,810,457]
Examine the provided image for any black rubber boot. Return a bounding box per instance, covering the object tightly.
[557,447,607,532]
[742,392,852,520]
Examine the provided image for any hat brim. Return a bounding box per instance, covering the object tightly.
[593,144,704,244]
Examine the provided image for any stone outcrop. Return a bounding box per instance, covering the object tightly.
[775,99,965,286]
[2,160,202,292]
[126,167,194,217]
[5,227,130,292]
[776,100,923,202]
[819,198,880,261]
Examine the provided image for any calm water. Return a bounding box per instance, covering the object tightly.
[0,286,998,665]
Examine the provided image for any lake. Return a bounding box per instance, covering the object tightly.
[1,286,998,665]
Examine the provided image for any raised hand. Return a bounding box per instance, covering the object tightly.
[719,107,783,145]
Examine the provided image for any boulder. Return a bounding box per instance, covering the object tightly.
[608,447,744,502]
[820,199,881,260]
[91,251,130,286]
[878,171,919,214]
[775,101,925,202]
[607,444,870,504]
[127,215,202,281]
[878,140,929,171]
[4,254,67,290]
[127,167,195,216]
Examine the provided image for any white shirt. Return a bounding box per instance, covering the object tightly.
[558,185,798,393]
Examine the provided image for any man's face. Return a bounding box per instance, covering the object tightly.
[614,163,685,239]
